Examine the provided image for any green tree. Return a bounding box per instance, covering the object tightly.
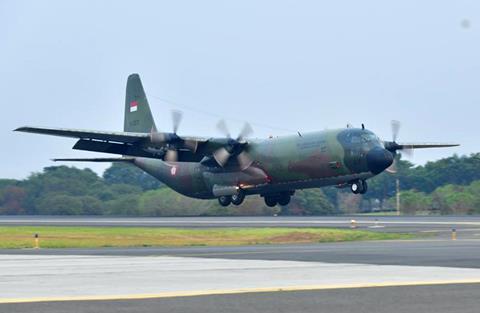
[283,189,336,215]
[432,185,476,215]
[79,196,103,215]
[103,163,162,191]
[105,194,142,216]
[22,166,103,214]
[0,179,19,189]
[398,190,431,215]
[138,188,213,216]
[37,195,84,215]
[0,186,27,215]
[466,181,480,214]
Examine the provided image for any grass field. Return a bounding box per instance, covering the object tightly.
[0,226,414,249]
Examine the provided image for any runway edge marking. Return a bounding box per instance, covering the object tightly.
[2,279,480,304]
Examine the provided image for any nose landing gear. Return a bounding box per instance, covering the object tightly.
[351,180,368,194]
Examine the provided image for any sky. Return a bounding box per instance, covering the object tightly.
[1,0,479,179]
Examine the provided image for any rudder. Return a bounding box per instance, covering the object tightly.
[124,74,157,133]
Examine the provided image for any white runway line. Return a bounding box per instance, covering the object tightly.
[1,255,480,303]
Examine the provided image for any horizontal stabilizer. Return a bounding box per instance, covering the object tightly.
[52,157,135,162]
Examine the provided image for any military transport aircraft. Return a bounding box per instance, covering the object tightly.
[15,74,458,207]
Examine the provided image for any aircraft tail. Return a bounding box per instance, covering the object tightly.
[124,74,157,133]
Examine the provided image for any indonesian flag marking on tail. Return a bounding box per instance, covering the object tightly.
[130,100,138,112]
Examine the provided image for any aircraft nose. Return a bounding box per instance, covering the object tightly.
[366,147,394,174]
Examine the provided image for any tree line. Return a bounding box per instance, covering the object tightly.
[0,153,479,216]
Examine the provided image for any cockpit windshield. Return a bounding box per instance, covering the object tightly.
[349,131,381,145]
[361,133,378,143]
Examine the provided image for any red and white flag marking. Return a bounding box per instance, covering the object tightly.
[130,100,138,112]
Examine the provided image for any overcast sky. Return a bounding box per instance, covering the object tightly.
[1,0,478,179]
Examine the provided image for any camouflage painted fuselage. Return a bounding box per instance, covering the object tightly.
[16,73,457,204]
[134,127,385,199]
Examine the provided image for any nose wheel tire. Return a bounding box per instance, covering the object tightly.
[351,180,368,195]
[218,195,232,207]
[351,182,360,194]
[231,192,245,206]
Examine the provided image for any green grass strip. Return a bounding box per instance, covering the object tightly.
[0,226,414,249]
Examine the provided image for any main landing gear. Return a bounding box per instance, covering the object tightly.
[218,190,294,207]
[231,192,245,205]
[263,192,293,207]
[350,180,368,195]
[218,191,246,207]
[218,195,232,207]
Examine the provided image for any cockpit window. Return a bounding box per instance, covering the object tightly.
[361,133,377,142]
[341,130,381,146]
[351,136,361,143]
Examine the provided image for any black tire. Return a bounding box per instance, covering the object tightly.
[218,195,232,207]
[278,194,291,206]
[231,192,245,206]
[360,180,368,194]
[264,196,278,207]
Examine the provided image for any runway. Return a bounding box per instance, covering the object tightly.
[3,239,480,268]
[4,284,480,313]
[2,215,480,234]
[2,215,480,312]
[1,254,480,312]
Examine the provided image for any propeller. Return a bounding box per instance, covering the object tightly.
[171,110,182,134]
[385,120,413,173]
[150,110,198,162]
[212,120,254,170]
[391,120,400,142]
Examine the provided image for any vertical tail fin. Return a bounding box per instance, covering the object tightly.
[124,74,157,133]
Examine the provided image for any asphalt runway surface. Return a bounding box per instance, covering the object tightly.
[2,215,480,234]
[4,284,480,313]
[2,254,480,311]
[2,215,480,312]
[3,240,480,268]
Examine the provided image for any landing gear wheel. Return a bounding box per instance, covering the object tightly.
[218,195,232,207]
[231,192,245,206]
[351,180,368,195]
[264,195,278,207]
[351,182,360,194]
[360,180,368,194]
[278,194,291,206]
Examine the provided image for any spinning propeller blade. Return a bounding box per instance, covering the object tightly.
[384,120,458,174]
[213,120,254,170]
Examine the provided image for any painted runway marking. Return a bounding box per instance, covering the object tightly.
[3,255,480,305]
[2,280,480,304]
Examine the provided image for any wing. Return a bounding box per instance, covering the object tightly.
[396,143,460,149]
[52,157,135,162]
[15,126,221,161]
[384,141,459,152]
[15,126,149,143]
